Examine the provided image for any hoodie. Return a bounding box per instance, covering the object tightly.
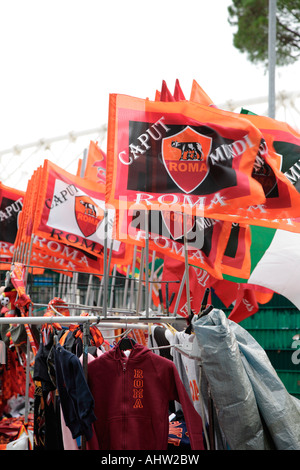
[87,343,204,450]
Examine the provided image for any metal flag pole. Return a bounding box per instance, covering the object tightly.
[144,210,150,317]
[130,245,137,310]
[268,0,277,118]
[172,270,186,317]
[103,209,108,317]
[122,264,131,308]
[148,250,156,311]
[183,213,191,317]
[109,264,117,309]
[136,248,144,314]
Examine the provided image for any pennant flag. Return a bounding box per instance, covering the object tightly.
[82,141,107,185]
[173,79,186,101]
[190,79,217,108]
[159,80,175,102]
[224,224,300,310]
[0,182,24,266]
[106,93,267,218]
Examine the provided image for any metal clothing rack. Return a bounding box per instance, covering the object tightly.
[0,302,187,450]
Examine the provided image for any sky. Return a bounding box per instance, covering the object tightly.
[0,0,300,190]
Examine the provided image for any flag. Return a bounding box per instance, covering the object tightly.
[190,80,300,228]
[224,224,300,310]
[0,182,24,266]
[82,141,107,185]
[116,207,231,279]
[173,79,186,101]
[31,159,133,265]
[235,109,300,231]
[106,93,266,218]
[159,80,175,102]
[30,235,105,277]
[227,283,273,323]
[190,79,217,108]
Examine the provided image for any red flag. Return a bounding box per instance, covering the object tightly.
[227,283,273,323]
[159,80,175,102]
[173,79,186,101]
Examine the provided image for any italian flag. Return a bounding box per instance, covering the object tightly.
[224,225,300,309]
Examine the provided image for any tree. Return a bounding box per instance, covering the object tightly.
[228,0,300,67]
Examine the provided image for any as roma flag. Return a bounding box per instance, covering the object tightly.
[190,80,300,227]
[116,207,231,280]
[106,94,266,218]
[233,110,300,231]
[0,182,24,263]
[33,160,132,264]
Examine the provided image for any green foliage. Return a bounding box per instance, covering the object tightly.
[228,0,300,67]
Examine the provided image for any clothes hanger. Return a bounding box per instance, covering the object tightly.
[117,335,137,351]
[118,337,136,350]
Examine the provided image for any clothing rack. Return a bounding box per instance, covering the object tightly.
[0,315,187,325]
[0,303,188,448]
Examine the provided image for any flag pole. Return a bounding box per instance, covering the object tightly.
[123,264,131,308]
[130,245,137,310]
[144,210,149,317]
[136,248,144,314]
[268,0,277,118]
[103,209,108,317]
[172,270,186,317]
[109,264,117,309]
[148,250,156,311]
[183,213,191,317]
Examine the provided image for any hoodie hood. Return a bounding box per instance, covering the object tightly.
[110,342,151,362]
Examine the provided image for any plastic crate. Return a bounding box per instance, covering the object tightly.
[276,370,300,399]
[244,328,298,349]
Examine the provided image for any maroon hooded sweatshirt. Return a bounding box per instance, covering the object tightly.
[87,343,204,450]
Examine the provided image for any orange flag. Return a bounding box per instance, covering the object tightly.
[189,80,300,229]
[82,140,107,185]
[106,93,266,219]
[190,79,217,108]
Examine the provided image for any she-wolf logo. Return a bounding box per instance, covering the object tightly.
[74,195,104,237]
[162,126,212,193]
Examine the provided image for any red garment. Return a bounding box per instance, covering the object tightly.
[87,344,204,451]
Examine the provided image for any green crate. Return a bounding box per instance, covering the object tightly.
[276,370,300,398]
[265,349,299,371]
[245,328,299,349]
[239,308,300,330]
